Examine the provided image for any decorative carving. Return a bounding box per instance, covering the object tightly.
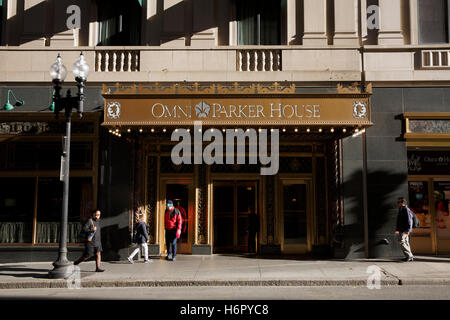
[102,83,111,94]
[279,157,312,173]
[146,156,157,244]
[217,82,255,94]
[256,82,295,94]
[327,140,343,248]
[106,102,121,119]
[266,175,275,244]
[337,82,361,94]
[353,101,368,119]
[409,120,450,133]
[103,82,302,96]
[197,164,208,244]
[178,82,216,94]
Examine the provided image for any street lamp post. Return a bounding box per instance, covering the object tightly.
[48,52,89,279]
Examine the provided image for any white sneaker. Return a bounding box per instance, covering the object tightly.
[127,257,134,264]
[144,259,152,263]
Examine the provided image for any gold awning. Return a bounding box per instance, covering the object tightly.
[102,82,373,128]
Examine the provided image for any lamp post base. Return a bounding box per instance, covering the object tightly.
[48,261,74,279]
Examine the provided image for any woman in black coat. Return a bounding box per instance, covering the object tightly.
[127,216,151,263]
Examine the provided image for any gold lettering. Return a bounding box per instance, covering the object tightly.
[257,105,266,117]
[282,105,295,118]
[229,105,238,118]
[152,103,165,118]
[270,103,282,118]
[239,105,248,118]
[248,105,256,118]
[294,105,304,118]
[313,105,321,118]
[212,103,222,118]
[305,105,313,118]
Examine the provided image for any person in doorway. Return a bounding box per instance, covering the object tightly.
[395,197,414,262]
[127,215,151,264]
[247,207,259,254]
[175,200,188,236]
[74,209,105,272]
[164,200,182,261]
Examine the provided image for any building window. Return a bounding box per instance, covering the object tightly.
[237,0,281,45]
[0,177,93,244]
[97,0,142,46]
[418,0,450,44]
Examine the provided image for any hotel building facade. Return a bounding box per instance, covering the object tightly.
[0,0,449,261]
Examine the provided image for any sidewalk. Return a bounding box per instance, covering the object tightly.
[1,254,450,289]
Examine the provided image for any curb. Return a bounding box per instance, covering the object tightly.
[0,279,401,289]
[398,279,450,286]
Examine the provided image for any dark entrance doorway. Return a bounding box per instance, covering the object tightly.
[213,181,259,253]
[161,179,194,254]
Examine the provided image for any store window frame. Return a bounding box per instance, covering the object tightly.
[0,113,100,247]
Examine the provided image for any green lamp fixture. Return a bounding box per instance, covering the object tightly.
[3,89,25,111]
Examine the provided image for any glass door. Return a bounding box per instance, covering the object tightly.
[434,179,450,254]
[213,185,234,252]
[408,178,450,254]
[213,181,258,253]
[280,180,311,253]
[408,180,433,254]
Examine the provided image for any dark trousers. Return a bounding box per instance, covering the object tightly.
[165,229,177,257]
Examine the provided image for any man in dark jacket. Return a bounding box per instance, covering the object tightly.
[395,197,414,262]
[74,210,105,272]
[164,200,182,261]
[127,215,151,263]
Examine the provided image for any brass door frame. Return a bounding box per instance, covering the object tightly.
[158,176,195,254]
[278,178,313,254]
[211,178,260,253]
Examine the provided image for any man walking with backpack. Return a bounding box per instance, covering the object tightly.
[164,200,182,261]
[75,210,105,272]
[395,197,415,262]
[127,215,151,264]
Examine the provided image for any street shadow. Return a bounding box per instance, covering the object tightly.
[0,267,49,272]
[214,253,317,261]
[0,265,49,279]
[337,167,408,259]
[0,272,48,279]
[412,257,450,263]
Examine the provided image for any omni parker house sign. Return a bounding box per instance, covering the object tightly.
[102,82,372,127]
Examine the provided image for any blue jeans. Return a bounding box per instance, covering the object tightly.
[165,229,177,258]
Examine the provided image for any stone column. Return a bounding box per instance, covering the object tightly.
[334,0,359,45]
[229,0,237,46]
[287,0,297,45]
[378,0,404,45]
[303,0,327,46]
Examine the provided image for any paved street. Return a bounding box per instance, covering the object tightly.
[0,285,449,300]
